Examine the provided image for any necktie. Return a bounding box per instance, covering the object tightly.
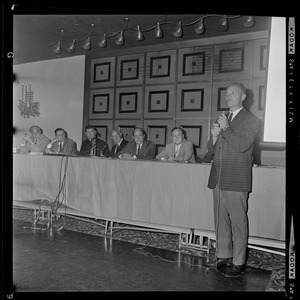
[114,144,118,154]
[136,145,141,155]
[228,112,233,124]
[58,142,62,152]
[175,145,179,157]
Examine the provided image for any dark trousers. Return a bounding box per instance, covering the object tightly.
[213,186,249,265]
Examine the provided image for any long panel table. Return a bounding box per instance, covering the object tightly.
[13,154,285,248]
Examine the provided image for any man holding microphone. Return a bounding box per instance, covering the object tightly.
[205,83,259,277]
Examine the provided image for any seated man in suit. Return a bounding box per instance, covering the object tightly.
[20,125,51,154]
[109,128,129,158]
[118,127,156,160]
[79,125,109,157]
[156,126,196,163]
[44,128,77,156]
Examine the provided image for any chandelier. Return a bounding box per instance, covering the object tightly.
[50,15,255,54]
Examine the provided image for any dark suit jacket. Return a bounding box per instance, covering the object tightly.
[109,139,129,158]
[119,140,156,160]
[79,138,109,157]
[207,108,259,192]
[50,138,78,156]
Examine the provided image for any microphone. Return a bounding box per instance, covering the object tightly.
[90,138,97,156]
[47,138,57,149]
[99,144,107,157]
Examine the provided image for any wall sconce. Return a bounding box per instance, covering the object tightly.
[52,41,62,54]
[173,21,183,37]
[244,16,255,28]
[82,24,95,50]
[115,31,124,46]
[195,19,205,34]
[82,36,91,50]
[136,25,144,41]
[66,39,76,52]
[154,22,163,38]
[98,34,107,48]
[51,29,64,54]
[218,15,229,31]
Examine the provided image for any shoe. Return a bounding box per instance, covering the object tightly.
[206,257,232,268]
[224,264,244,277]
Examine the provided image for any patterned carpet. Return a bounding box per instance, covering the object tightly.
[12,207,286,292]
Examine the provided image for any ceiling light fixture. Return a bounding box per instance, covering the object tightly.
[244,16,255,28]
[173,21,183,38]
[218,15,229,31]
[50,15,255,55]
[51,29,64,54]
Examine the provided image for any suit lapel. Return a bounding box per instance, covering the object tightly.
[231,107,245,126]
[177,140,186,156]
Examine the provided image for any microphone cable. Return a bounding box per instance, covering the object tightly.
[51,155,69,222]
[133,231,213,271]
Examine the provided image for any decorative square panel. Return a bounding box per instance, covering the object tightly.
[120,59,139,81]
[146,50,176,84]
[115,87,143,119]
[94,63,111,83]
[144,85,175,118]
[119,92,138,113]
[147,126,167,147]
[117,53,144,86]
[213,41,251,80]
[89,88,114,119]
[219,48,244,73]
[178,46,212,82]
[181,89,204,112]
[90,57,115,88]
[150,56,170,78]
[92,94,109,114]
[253,38,268,77]
[148,91,169,112]
[183,52,205,76]
[176,83,210,118]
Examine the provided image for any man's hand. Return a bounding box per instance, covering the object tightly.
[211,123,222,145]
[217,112,229,130]
[23,133,33,143]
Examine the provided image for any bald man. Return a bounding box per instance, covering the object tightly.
[20,125,50,154]
[205,83,259,277]
[109,129,129,158]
